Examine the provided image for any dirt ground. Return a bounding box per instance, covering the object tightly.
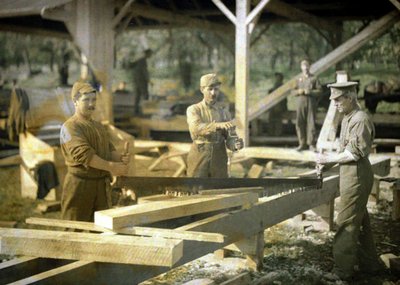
[0,158,399,285]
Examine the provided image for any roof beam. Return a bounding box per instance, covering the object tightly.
[211,0,237,25]
[0,0,74,18]
[388,0,400,11]
[248,10,400,121]
[266,0,338,33]
[129,2,230,32]
[246,0,272,25]
[112,0,136,28]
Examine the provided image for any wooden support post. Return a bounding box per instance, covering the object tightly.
[235,0,250,145]
[245,231,265,271]
[392,180,400,221]
[310,199,335,231]
[46,0,115,123]
[317,101,342,151]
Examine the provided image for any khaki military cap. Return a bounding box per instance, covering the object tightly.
[71,81,96,100]
[200,73,221,87]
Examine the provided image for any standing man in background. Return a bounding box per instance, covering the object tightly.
[60,81,129,222]
[130,48,152,115]
[186,73,243,178]
[316,77,381,281]
[293,60,321,151]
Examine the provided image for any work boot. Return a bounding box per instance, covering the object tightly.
[296,145,307,151]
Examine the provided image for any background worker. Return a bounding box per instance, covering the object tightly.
[186,73,243,178]
[294,60,322,151]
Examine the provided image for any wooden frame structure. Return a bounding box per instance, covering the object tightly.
[0,1,398,141]
[0,156,391,284]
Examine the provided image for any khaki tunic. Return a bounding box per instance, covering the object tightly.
[60,115,115,222]
[186,100,237,178]
[295,74,321,146]
[333,107,379,277]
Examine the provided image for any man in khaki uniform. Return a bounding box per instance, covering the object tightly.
[294,60,321,151]
[316,77,380,281]
[60,82,129,222]
[186,73,243,178]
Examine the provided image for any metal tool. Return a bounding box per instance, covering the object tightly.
[115,176,321,197]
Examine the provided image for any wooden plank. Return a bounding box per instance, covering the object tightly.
[317,101,342,150]
[247,164,264,178]
[389,0,400,11]
[249,11,400,121]
[0,0,74,18]
[26,217,226,243]
[0,257,73,284]
[243,146,317,161]
[10,261,96,285]
[0,228,183,267]
[95,193,258,229]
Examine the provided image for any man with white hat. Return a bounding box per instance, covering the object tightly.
[186,73,243,178]
[316,73,381,280]
[60,81,129,222]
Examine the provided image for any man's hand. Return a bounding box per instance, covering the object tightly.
[121,153,130,164]
[110,162,129,176]
[216,121,234,130]
[316,153,337,165]
[297,88,305,95]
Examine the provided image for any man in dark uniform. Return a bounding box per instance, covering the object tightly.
[186,73,243,178]
[316,77,381,281]
[267,72,286,136]
[60,81,129,222]
[130,49,152,115]
[294,60,321,151]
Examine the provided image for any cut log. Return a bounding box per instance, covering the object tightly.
[0,228,183,267]
[95,193,258,230]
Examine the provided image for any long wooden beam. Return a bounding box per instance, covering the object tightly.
[0,228,183,267]
[26,217,226,243]
[389,0,400,11]
[94,193,258,230]
[266,0,338,33]
[112,0,136,28]
[0,0,74,18]
[211,0,237,25]
[243,146,317,161]
[249,10,400,121]
[129,3,230,32]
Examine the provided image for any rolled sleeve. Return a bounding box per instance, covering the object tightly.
[186,106,216,138]
[61,124,96,167]
[345,120,374,160]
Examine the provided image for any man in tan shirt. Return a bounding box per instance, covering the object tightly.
[294,60,322,151]
[60,81,129,222]
[186,73,243,178]
[316,78,380,281]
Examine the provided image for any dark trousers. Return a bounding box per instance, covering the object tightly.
[295,95,317,146]
[186,142,228,178]
[333,159,380,277]
[61,173,109,222]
